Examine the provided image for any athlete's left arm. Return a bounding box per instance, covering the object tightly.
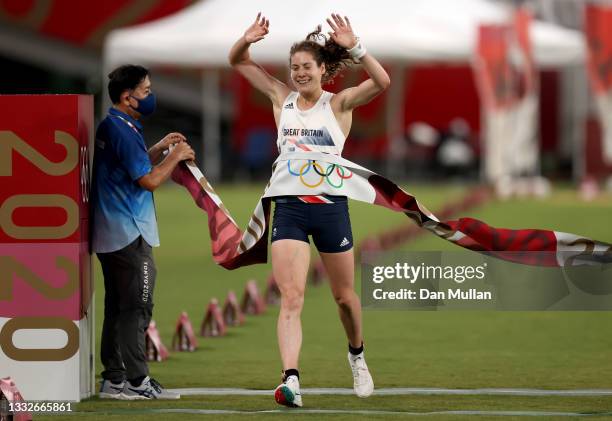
[326,14,390,111]
[337,54,390,111]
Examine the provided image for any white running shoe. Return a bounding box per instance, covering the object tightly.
[274,374,302,407]
[348,352,374,397]
[99,379,125,399]
[121,376,180,400]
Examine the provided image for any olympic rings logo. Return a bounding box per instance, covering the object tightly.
[287,160,353,188]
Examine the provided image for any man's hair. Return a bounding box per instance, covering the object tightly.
[107,65,149,104]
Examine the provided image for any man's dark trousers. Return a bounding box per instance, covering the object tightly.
[97,236,157,383]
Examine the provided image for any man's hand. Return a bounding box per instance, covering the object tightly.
[159,132,186,149]
[138,141,195,191]
[149,132,188,164]
[169,141,195,162]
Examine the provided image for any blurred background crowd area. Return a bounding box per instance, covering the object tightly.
[2,0,612,195]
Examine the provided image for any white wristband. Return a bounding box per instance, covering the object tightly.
[347,38,367,62]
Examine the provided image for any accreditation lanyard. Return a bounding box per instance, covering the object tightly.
[113,114,141,136]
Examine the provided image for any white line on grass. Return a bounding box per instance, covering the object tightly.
[82,408,612,417]
[171,387,612,397]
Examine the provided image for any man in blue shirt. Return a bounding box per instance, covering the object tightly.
[91,65,194,400]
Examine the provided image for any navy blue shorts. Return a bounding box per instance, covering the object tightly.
[271,196,354,253]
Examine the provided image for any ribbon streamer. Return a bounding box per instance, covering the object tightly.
[172,154,612,270]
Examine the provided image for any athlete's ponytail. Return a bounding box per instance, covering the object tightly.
[289,25,352,84]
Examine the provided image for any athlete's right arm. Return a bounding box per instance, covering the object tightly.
[228,13,290,108]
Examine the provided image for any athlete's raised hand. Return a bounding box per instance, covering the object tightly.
[244,12,269,44]
[326,13,357,50]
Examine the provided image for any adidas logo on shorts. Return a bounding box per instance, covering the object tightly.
[284,103,294,109]
[339,237,350,247]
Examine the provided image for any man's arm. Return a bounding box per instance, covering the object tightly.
[138,141,195,192]
[148,132,187,164]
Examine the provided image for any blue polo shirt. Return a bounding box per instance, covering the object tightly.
[91,107,160,253]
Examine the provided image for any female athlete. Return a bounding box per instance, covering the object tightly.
[229,12,390,407]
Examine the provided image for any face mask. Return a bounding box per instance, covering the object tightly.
[129,92,156,116]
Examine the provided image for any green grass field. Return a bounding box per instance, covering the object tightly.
[39,183,612,419]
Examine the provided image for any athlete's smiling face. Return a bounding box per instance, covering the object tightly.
[290,51,326,94]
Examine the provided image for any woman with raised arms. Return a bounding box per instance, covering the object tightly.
[229,12,390,408]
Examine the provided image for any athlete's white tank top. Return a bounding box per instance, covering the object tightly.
[276,91,346,156]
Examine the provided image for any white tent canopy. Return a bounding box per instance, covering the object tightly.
[103,0,586,181]
[104,0,585,68]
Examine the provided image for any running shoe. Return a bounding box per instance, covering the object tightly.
[274,374,302,407]
[348,352,374,397]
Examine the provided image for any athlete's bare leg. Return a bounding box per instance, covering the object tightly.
[272,239,311,370]
[319,248,362,347]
